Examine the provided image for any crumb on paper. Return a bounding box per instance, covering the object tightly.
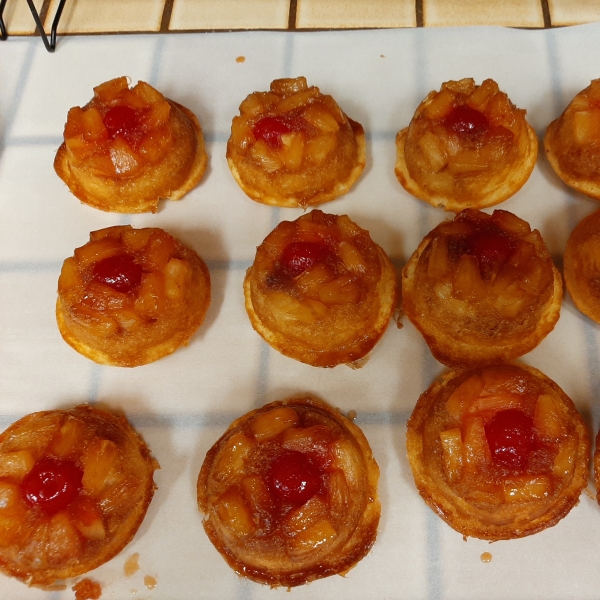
[72,578,102,600]
[124,552,140,577]
[236,56,246,63]
[144,575,157,590]
[380,54,386,58]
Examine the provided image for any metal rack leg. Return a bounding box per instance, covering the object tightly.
[0,0,8,41]
[25,0,67,52]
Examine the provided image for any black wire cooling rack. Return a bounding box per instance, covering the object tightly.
[0,0,67,51]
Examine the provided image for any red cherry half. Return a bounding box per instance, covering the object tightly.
[103,105,141,141]
[280,241,329,277]
[268,451,321,505]
[484,409,535,469]
[471,233,512,267]
[443,105,489,139]
[21,459,83,515]
[92,254,143,294]
[252,116,293,148]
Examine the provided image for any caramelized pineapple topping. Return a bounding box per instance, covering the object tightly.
[407,365,589,541]
[402,208,561,367]
[244,210,397,367]
[545,79,600,191]
[227,77,365,208]
[197,397,380,587]
[0,406,157,586]
[396,78,537,210]
[57,225,211,367]
[63,77,175,178]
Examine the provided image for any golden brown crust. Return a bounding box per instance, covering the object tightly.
[54,78,207,214]
[395,78,538,212]
[56,226,211,367]
[545,80,600,200]
[406,365,590,541]
[227,77,365,208]
[197,396,380,587]
[243,210,397,367]
[564,209,600,323]
[0,405,158,586]
[402,209,562,368]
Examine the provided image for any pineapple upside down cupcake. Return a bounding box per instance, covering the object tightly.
[402,208,562,368]
[54,76,207,213]
[244,210,397,368]
[407,365,590,541]
[545,80,600,199]
[564,209,600,324]
[57,225,211,367]
[197,396,380,587]
[395,78,538,212]
[227,77,365,208]
[0,405,157,587]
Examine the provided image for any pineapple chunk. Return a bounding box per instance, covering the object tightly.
[134,80,166,106]
[240,476,273,519]
[417,131,449,171]
[553,438,577,478]
[277,88,319,113]
[337,242,367,273]
[284,495,328,535]
[70,496,106,541]
[302,104,340,133]
[93,76,129,103]
[571,110,600,145]
[81,107,108,142]
[34,511,83,565]
[423,88,456,120]
[251,140,284,173]
[452,254,486,301]
[142,231,177,270]
[330,438,361,488]
[135,272,167,319]
[74,237,122,268]
[467,79,499,112]
[82,439,119,497]
[534,394,567,440]
[462,416,491,476]
[250,407,299,442]
[327,470,350,520]
[287,519,336,555]
[427,237,452,279]
[121,227,154,252]
[215,487,255,536]
[213,432,253,484]
[271,77,308,96]
[491,210,531,236]
[466,393,523,416]
[280,132,305,171]
[163,258,191,302]
[0,450,35,482]
[282,425,333,456]
[109,137,141,176]
[446,375,484,420]
[317,274,361,305]
[295,263,335,297]
[305,134,337,164]
[503,475,552,503]
[440,428,463,483]
[270,291,323,324]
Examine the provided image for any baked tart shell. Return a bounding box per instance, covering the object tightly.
[406,365,590,541]
[197,396,380,587]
